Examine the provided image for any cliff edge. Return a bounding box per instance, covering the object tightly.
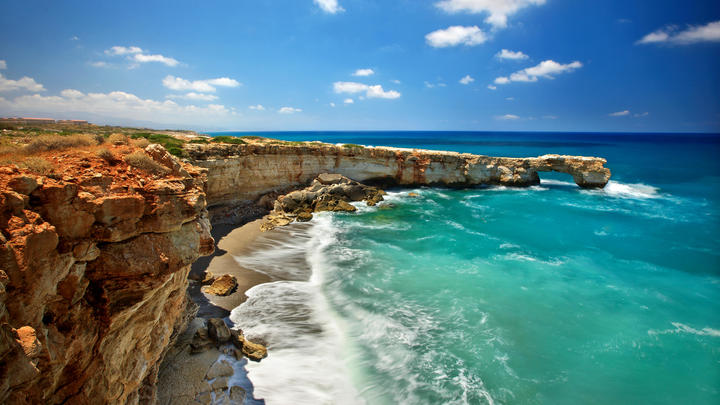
[184,142,611,223]
[0,144,213,404]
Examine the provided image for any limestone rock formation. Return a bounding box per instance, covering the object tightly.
[0,145,213,404]
[260,173,385,230]
[202,274,237,296]
[230,329,267,362]
[184,142,611,223]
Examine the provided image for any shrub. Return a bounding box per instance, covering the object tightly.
[132,138,150,148]
[24,134,96,154]
[240,135,263,140]
[130,133,186,157]
[189,138,210,144]
[342,143,364,149]
[96,148,114,162]
[108,133,129,145]
[123,151,169,175]
[211,136,245,145]
[21,157,53,175]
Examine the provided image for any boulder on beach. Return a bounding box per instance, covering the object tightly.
[202,274,237,296]
[230,329,267,362]
[207,318,232,343]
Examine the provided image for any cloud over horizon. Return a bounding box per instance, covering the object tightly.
[163,75,241,93]
[104,46,180,67]
[637,20,720,45]
[333,81,401,99]
[494,60,582,85]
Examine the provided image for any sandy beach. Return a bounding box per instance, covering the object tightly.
[157,218,278,404]
[188,219,274,318]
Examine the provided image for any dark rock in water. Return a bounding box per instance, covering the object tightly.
[230,329,268,362]
[261,173,384,230]
[202,274,237,296]
[316,173,344,185]
[205,359,234,379]
[207,318,231,343]
[229,386,246,402]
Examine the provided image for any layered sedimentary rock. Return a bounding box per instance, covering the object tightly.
[0,145,213,404]
[184,143,611,221]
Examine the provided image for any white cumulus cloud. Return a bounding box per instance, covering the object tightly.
[496,49,529,60]
[459,75,475,85]
[344,98,354,104]
[0,89,230,125]
[333,81,401,99]
[494,60,582,85]
[0,73,45,92]
[314,0,344,14]
[248,104,265,111]
[637,20,720,45]
[166,92,219,101]
[0,60,6,70]
[435,0,547,29]
[425,26,488,48]
[352,68,375,76]
[496,114,520,120]
[163,75,241,93]
[105,46,180,67]
[608,110,630,117]
[487,84,497,90]
[279,106,302,114]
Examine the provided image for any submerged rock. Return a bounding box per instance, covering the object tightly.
[202,274,237,296]
[205,359,234,380]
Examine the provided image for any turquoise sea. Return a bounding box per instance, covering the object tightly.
[224,132,720,404]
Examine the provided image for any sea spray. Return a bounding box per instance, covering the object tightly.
[229,215,364,405]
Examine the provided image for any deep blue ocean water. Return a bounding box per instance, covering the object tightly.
[223,132,720,405]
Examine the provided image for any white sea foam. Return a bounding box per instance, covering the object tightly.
[229,214,364,405]
[585,180,662,199]
[648,322,720,338]
[540,179,577,187]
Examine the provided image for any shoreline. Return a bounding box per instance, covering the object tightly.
[189,219,273,318]
[157,218,280,404]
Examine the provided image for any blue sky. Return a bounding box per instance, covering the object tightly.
[0,0,719,132]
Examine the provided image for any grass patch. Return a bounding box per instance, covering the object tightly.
[342,143,364,149]
[123,151,169,175]
[211,135,246,145]
[240,135,263,140]
[108,133,129,145]
[130,133,186,157]
[24,134,99,154]
[20,157,54,175]
[189,138,210,144]
[96,148,115,163]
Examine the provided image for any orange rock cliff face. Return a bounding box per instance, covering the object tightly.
[0,145,214,404]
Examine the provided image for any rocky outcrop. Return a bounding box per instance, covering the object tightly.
[0,145,213,404]
[184,143,611,222]
[261,173,385,230]
[201,274,237,296]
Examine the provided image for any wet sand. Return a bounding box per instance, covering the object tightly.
[158,219,278,404]
[188,219,273,318]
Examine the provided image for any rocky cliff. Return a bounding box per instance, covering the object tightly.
[184,142,611,221]
[0,145,213,404]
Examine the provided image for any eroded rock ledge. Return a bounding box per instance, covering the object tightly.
[0,145,213,404]
[184,143,611,223]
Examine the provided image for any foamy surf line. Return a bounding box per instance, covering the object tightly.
[228,214,364,405]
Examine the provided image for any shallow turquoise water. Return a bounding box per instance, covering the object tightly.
[228,132,720,404]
